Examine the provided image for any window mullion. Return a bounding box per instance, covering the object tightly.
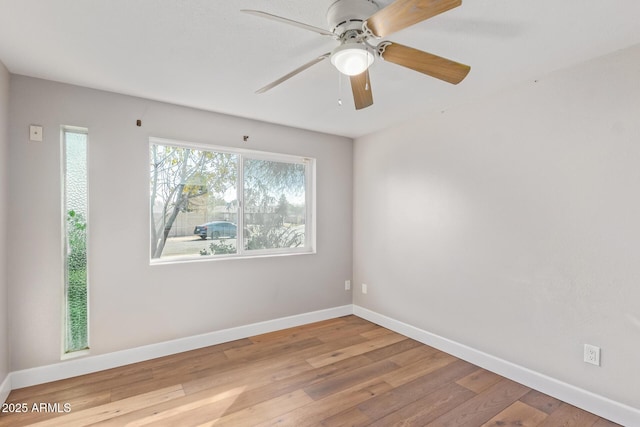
[236,154,245,256]
[305,158,314,250]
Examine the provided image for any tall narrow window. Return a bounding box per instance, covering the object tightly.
[63,128,89,354]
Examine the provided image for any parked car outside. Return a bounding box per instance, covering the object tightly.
[194,221,237,240]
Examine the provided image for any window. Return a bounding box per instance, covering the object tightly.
[150,138,314,262]
[62,127,89,355]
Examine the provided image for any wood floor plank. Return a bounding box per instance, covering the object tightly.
[367,382,476,427]
[424,378,531,427]
[7,366,153,404]
[249,317,348,343]
[0,316,619,427]
[221,354,373,415]
[181,335,370,397]
[313,320,381,343]
[456,368,503,393]
[223,336,324,361]
[536,402,600,427]
[181,358,312,397]
[150,347,229,379]
[247,316,372,347]
[257,380,392,427]
[196,389,313,427]
[89,385,247,427]
[304,359,399,401]
[385,344,439,366]
[518,388,563,415]
[27,385,185,427]
[381,349,458,387]
[0,390,112,427]
[110,333,367,402]
[481,400,548,427]
[593,417,624,427]
[358,358,478,420]
[320,407,372,426]
[362,337,423,362]
[100,338,251,401]
[140,337,252,370]
[427,378,530,427]
[306,332,407,368]
[359,326,393,339]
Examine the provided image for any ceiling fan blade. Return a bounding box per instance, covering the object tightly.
[256,53,331,94]
[350,70,374,110]
[364,0,461,38]
[241,10,336,37]
[380,42,470,84]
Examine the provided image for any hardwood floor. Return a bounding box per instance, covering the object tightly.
[0,316,621,426]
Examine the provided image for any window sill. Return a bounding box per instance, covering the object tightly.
[150,248,316,266]
[61,348,90,361]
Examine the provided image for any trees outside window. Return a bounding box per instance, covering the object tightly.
[244,158,306,251]
[150,138,314,262]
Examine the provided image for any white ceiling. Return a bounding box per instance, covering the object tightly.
[1,0,640,138]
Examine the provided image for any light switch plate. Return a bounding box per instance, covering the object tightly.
[29,125,43,141]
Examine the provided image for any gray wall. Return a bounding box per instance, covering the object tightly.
[353,44,640,409]
[8,76,353,370]
[0,61,9,388]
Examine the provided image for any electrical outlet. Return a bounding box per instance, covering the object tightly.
[345,280,351,290]
[362,283,368,294]
[584,344,601,366]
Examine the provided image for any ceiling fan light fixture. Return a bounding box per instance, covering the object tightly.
[331,43,374,76]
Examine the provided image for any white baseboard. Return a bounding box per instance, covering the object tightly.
[10,305,353,390]
[353,305,639,427]
[0,373,10,404]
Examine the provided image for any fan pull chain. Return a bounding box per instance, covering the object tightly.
[337,72,343,106]
[363,50,370,91]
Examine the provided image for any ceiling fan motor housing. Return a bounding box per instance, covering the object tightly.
[327,0,379,35]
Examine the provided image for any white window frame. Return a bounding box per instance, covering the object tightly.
[149,137,316,264]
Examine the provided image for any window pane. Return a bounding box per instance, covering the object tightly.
[64,130,88,353]
[150,144,238,259]
[244,158,306,251]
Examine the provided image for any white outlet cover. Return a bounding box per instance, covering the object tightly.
[584,344,601,366]
[362,283,367,294]
[29,125,43,141]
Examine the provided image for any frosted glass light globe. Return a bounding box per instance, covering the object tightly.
[331,44,374,76]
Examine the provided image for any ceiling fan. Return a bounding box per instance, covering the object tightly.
[242,0,471,110]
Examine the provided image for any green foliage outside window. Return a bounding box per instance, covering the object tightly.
[66,210,88,352]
